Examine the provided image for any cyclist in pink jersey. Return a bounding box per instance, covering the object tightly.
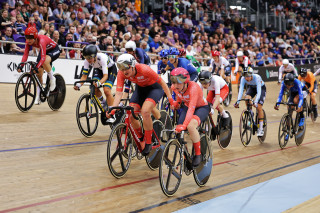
[17,27,61,105]
[107,54,173,156]
[170,67,210,167]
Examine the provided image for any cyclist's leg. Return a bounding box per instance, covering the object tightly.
[257,85,266,132]
[216,85,230,124]
[42,46,60,91]
[103,65,117,106]
[311,81,318,117]
[293,94,304,126]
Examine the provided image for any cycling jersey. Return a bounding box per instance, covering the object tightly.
[277,79,304,108]
[186,55,201,73]
[116,63,161,92]
[22,35,57,69]
[157,60,167,74]
[278,63,298,82]
[171,81,208,127]
[199,75,226,94]
[167,58,198,76]
[234,56,251,74]
[82,53,115,75]
[298,71,317,94]
[237,74,265,104]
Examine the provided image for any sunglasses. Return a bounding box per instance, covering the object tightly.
[161,57,168,60]
[84,55,95,60]
[300,73,307,77]
[284,81,294,86]
[117,62,130,71]
[168,55,177,59]
[126,48,134,52]
[243,73,252,77]
[199,79,210,84]
[170,75,187,84]
[25,35,35,39]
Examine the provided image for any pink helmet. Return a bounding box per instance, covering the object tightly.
[170,67,190,84]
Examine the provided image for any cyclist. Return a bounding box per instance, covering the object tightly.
[178,48,201,73]
[278,59,298,85]
[198,71,230,126]
[275,73,306,129]
[158,49,169,75]
[234,67,266,137]
[209,50,232,84]
[74,45,117,108]
[17,26,61,105]
[166,47,198,82]
[170,67,210,167]
[234,50,251,75]
[107,54,173,156]
[298,68,318,119]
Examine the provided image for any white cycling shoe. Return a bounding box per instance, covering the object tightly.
[257,129,264,137]
[34,95,41,105]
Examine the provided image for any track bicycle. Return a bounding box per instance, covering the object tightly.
[106,106,165,178]
[15,61,66,112]
[304,90,317,123]
[223,81,232,107]
[277,102,307,148]
[159,129,213,197]
[238,99,267,146]
[200,110,233,149]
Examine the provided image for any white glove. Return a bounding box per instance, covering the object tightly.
[76,83,82,88]
[96,81,102,87]
[254,102,258,108]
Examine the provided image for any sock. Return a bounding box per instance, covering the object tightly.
[259,119,264,131]
[193,141,201,156]
[221,110,229,118]
[48,71,54,80]
[144,130,153,145]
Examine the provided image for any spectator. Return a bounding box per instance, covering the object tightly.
[1,26,24,54]
[39,23,50,36]
[184,13,193,28]
[146,12,154,25]
[149,34,162,53]
[173,13,183,27]
[107,7,120,25]
[13,14,26,35]
[53,3,66,25]
[27,16,36,29]
[0,10,12,32]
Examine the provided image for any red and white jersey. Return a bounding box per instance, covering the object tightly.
[21,35,57,69]
[209,56,230,70]
[116,63,161,92]
[199,75,226,95]
[234,55,251,73]
[171,81,208,126]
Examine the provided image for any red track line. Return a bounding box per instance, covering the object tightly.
[1,139,319,212]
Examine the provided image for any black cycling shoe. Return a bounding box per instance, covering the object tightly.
[313,106,318,119]
[141,143,152,156]
[221,117,231,128]
[192,155,202,168]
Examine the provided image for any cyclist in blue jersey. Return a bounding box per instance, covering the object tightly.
[158,49,169,75]
[166,47,198,82]
[234,67,267,136]
[274,73,306,128]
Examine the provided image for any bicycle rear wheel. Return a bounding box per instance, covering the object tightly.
[239,110,253,146]
[159,139,183,197]
[15,73,36,112]
[217,112,233,149]
[47,73,66,111]
[146,120,165,170]
[257,109,267,143]
[107,123,133,178]
[278,114,291,149]
[223,82,232,107]
[193,134,213,187]
[76,94,99,137]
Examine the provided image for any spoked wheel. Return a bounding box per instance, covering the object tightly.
[15,73,36,112]
[47,74,66,111]
[159,139,183,197]
[76,94,99,137]
[223,82,232,107]
[107,123,133,178]
[294,112,306,146]
[278,114,291,149]
[146,120,165,170]
[193,134,213,186]
[257,109,267,143]
[239,110,253,146]
[162,99,176,125]
[200,117,211,141]
[217,112,233,149]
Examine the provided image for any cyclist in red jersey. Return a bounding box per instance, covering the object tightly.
[107,54,173,156]
[17,27,61,105]
[170,68,210,167]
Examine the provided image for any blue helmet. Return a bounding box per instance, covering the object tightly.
[159,49,169,58]
[168,47,179,55]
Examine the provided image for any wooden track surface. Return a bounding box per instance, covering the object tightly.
[0,81,319,213]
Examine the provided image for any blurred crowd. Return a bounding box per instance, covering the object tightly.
[0,0,320,67]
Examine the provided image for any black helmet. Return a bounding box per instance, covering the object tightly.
[83,44,98,58]
[300,68,307,77]
[284,73,295,86]
[199,71,212,83]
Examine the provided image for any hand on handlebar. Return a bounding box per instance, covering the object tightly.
[17,63,24,73]
[73,83,81,91]
[234,101,239,108]
[274,104,279,110]
[175,124,187,133]
[106,107,116,118]
[94,80,102,88]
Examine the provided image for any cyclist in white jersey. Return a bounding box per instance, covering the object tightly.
[278,59,298,84]
[209,50,232,83]
[74,45,117,107]
[234,51,251,75]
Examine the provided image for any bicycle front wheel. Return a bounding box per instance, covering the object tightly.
[159,139,183,197]
[107,123,133,178]
[294,112,306,146]
[15,73,36,112]
[76,94,99,137]
[239,110,253,146]
[278,114,291,149]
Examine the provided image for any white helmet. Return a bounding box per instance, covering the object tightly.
[282,59,289,65]
[116,53,136,70]
[125,41,136,51]
[237,51,244,57]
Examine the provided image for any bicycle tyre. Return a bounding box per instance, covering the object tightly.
[294,112,306,146]
[47,73,66,111]
[107,123,133,178]
[217,111,233,149]
[76,93,99,137]
[239,110,253,146]
[193,134,213,186]
[15,73,36,112]
[278,114,291,149]
[159,139,183,197]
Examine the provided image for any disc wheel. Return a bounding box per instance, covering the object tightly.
[76,94,99,137]
[47,73,66,111]
[15,73,36,112]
